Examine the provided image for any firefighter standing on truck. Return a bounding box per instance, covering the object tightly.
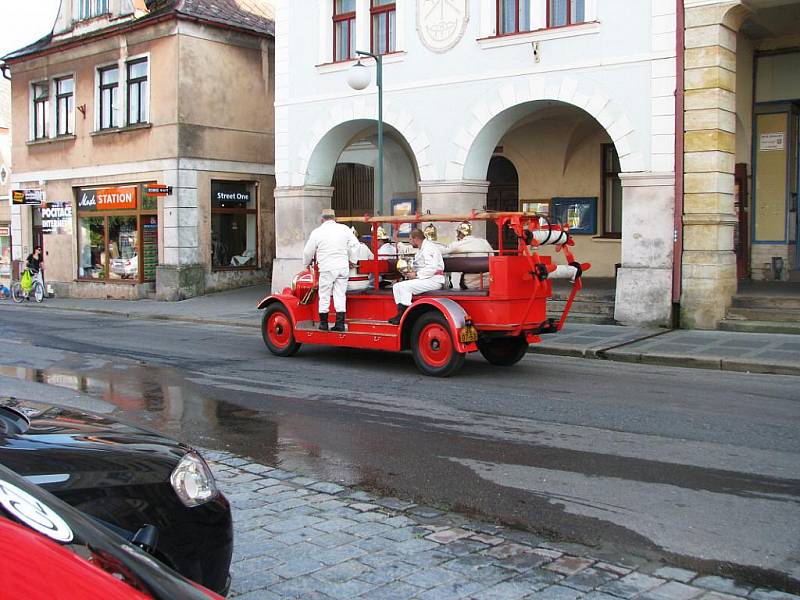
[303,208,359,331]
[388,229,445,325]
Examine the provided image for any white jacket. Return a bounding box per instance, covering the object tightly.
[444,235,494,289]
[348,242,374,291]
[303,220,359,272]
[413,239,445,280]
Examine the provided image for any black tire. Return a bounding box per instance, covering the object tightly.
[261,304,301,357]
[32,281,44,303]
[410,312,465,377]
[477,335,529,366]
[10,283,24,304]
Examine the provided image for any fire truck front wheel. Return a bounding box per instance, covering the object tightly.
[411,312,465,377]
[477,336,528,366]
[262,304,302,357]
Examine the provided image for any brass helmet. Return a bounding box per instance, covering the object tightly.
[423,223,438,241]
[376,226,389,241]
[456,221,473,237]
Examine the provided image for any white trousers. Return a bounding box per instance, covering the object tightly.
[392,276,445,306]
[318,267,349,313]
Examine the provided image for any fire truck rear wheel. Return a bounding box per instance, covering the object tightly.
[411,312,465,377]
[262,304,301,357]
[477,336,528,366]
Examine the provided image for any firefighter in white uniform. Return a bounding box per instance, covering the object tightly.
[388,229,445,324]
[347,227,374,292]
[443,221,494,290]
[303,209,359,331]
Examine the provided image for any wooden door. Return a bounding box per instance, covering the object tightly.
[332,163,374,236]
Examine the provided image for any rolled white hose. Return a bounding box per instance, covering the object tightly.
[529,229,569,246]
[549,264,579,282]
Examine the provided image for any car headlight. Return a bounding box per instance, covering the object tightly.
[170,452,218,507]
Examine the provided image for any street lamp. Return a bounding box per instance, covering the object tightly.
[347,51,383,217]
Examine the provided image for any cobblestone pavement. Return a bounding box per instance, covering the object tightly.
[203,450,799,600]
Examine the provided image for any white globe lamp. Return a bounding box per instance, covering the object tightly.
[347,60,372,91]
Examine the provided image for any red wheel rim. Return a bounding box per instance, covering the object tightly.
[417,323,453,368]
[267,312,292,349]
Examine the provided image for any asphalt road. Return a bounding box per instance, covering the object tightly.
[1,306,798,590]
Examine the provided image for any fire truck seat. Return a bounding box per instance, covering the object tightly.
[442,256,490,273]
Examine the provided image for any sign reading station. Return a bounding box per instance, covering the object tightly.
[78,186,138,211]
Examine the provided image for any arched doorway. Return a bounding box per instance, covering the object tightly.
[486,156,519,249]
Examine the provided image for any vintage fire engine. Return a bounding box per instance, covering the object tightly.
[258,212,590,377]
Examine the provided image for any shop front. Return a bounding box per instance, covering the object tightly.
[75,183,159,289]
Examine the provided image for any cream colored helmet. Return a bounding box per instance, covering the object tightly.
[456,221,473,237]
[376,226,389,240]
[423,224,438,241]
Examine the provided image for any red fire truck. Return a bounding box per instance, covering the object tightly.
[258,212,590,377]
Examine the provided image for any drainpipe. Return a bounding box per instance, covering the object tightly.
[672,0,685,326]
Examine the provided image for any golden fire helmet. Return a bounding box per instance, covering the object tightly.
[376,226,389,240]
[456,221,473,237]
[423,224,438,241]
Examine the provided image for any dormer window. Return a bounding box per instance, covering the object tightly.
[78,0,109,20]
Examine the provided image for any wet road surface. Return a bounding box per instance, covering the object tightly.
[0,306,798,589]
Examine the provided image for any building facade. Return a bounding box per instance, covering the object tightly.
[680,0,800,328]
[274,0,679,326]
[3,0,275,301]
[0,78,11,289]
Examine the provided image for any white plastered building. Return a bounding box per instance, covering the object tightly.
[274,0,679,326]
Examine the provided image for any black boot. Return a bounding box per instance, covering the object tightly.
[332,312,346,332]
[388,304,408,325]
[318,313,329,331]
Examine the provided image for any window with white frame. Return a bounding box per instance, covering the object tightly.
[333,0,356,62]
[55,76,75,136]
[32,82,49,140]
[497,0,530,35]
[548,0,585,28]
[78,0,109,20]
[371,0,396,54]
[98,65,119,130]
[126,58,148,125]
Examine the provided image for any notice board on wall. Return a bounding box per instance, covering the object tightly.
[754,113,788,242]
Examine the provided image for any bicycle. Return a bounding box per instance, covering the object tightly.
[11,269,45,304]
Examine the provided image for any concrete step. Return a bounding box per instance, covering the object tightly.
[718,319,800,334]
[726,307,800,323]
[549,299,615,317]
[549,312,617,325]
[731,295,800,310]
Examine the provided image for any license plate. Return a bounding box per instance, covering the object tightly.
[459,326,478,344]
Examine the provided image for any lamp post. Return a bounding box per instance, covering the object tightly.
[347,50,383,217]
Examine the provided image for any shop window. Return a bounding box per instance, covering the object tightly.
[498,0,530,35]
[548,0,585,28]
[32,82,49,140]
[211,181,257,269]
[602,144,622,237]
[78,216,106,279]
[98,65,119,130]
[0,224,11,283]
[76,183,158,283]
[126,58,148,125]
[371,0,396,55]
[334,0,356,62]
[55,76,75,136]
[79,0,109,20]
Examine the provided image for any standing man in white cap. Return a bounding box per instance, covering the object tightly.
[388,229,445,324]
[303,208,359,331]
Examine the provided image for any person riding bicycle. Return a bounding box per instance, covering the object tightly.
[26,246,43,276]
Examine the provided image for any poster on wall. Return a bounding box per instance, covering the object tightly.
[40,202,73,235]
[551,197,598,235]
[759,132,785,151]
[142,217,158,281]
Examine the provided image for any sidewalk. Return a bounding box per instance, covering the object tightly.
[4,285,800,377]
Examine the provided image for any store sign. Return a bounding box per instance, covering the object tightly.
[12,189,45,205]
[78,186,138,211]
[145,184,171,196]
[41,202,73,235]
[0,227,9,237]
[212,181,251,207]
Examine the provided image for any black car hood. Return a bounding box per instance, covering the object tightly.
[0,398,190,490]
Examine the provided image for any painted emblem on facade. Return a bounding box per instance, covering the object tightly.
[417,0,469,53]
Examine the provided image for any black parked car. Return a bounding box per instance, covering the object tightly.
[0,397,232,595]
[0,461,221,599]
